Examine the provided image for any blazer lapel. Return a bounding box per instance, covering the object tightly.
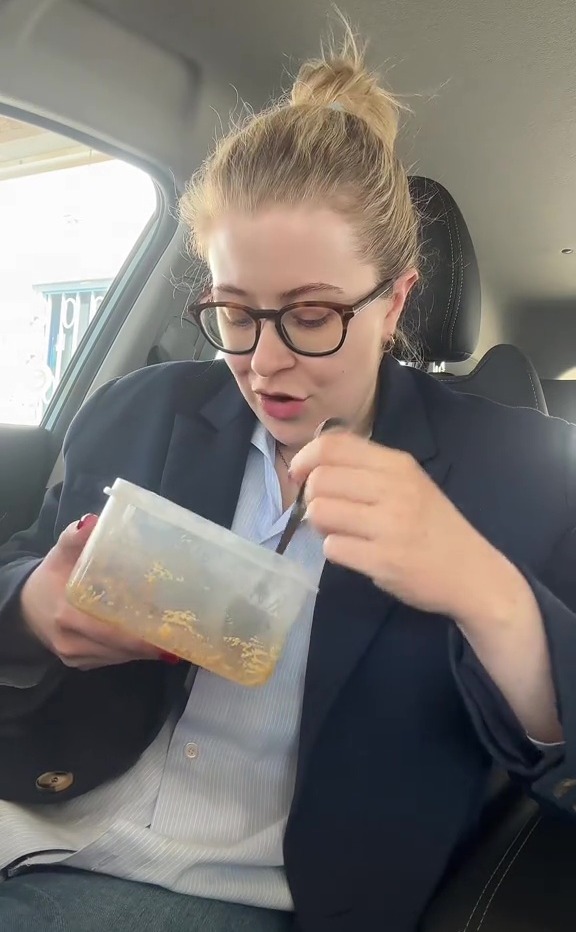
[159,369,255,530]
[156,367,256,698]
[293,359,451,804]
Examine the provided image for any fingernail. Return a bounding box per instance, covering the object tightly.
[76,513,96,530]
[158,651,180,665]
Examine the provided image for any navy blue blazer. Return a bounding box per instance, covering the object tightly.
[2,356,576,932]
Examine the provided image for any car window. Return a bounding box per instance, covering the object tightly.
[0,115,157,426]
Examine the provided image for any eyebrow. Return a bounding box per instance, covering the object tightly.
[212,282,346,302]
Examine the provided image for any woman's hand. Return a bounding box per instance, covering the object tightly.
[291,432,562,742]
[20,516,168,671]
[290,432,501,619]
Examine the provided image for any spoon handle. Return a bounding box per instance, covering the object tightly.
[275,417,350,556]
[275,482,307,556]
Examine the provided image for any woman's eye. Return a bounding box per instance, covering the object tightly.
[220,310,252,327]
[292,312,331,328]
[229,317,252,327]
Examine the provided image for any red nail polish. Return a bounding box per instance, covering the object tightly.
[76,513,96,530]
[158,651,180,665]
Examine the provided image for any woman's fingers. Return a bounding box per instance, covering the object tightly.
[58,608,158,656]
[53,628,160,667]
[290,432,412,484]
[305,497,379,540]
[304,465,383,506]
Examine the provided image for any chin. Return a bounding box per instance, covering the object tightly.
[260,417,304,442]
[280,425,317,450]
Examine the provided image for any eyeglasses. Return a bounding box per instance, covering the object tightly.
[184,280,394,357]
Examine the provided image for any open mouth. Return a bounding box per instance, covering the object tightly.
[257,392,307,419]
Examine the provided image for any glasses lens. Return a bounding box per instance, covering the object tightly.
[199,305,257,352]
[281,306,344,354]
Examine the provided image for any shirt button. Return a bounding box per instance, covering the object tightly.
[184,742,199,759]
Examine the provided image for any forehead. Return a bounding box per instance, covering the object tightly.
[207,206,373,296]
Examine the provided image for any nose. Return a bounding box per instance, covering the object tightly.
[250,319,295,377]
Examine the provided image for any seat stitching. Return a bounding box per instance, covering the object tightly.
[525,367,540,408]
[458,814,540,932]
[422,182,456,349]
[446,203,464,351]
[439,349,545,412]
[474,816,541,931]
[429,184,459,352]
[449,197,464,354]
[439,349,499,385]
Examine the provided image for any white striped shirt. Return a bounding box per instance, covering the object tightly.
[0,421,326,909]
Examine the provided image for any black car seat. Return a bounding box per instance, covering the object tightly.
[405,182,576,931]
[541,378,576,423]
[407,178,576,932]
[404,176,548,414]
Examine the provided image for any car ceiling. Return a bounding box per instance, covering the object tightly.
[1,0,575,374]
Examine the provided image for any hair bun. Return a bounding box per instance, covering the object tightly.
[290,28,405,152]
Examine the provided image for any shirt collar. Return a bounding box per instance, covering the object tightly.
[251,418,276,465]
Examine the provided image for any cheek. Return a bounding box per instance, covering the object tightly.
[224,355,250,382]
[335,319,384,377]
[305,352,365,398]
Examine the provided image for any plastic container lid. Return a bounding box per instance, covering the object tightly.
[104,479,317,591]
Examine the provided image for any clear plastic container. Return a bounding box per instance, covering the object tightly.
[66,478,317,686]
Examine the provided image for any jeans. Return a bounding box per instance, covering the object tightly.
[0,867,294,931]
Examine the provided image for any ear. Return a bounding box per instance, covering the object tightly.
[384,269,419,334]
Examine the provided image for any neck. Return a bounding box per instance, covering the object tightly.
[355,402,376,443]
[276,443,293,469]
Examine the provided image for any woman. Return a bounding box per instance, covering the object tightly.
[0,28,575,932]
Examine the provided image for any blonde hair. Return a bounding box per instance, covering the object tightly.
[180,23,420,354]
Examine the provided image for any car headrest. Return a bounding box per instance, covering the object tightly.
[403,177,481,364]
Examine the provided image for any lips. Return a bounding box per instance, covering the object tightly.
[257,392,307,420]
[257,391,304,402]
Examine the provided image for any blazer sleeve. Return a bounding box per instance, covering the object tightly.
[451,419,576,812]
[0,380,119,716]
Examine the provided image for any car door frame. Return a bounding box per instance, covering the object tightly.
[0,102,179,544]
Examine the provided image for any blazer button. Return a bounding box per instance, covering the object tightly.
[35,771,74,793]
[553,777,576,799]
